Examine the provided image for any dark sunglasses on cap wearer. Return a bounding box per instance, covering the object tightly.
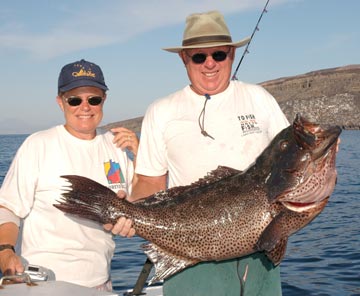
[186,49,231,64]
[62,96,104,107]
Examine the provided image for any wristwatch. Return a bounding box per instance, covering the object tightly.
[0,244,15,252]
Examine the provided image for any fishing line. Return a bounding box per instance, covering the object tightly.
[231,0,271,80]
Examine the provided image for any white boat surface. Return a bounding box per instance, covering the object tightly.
[0,279,163,296]
[0,280,117,296]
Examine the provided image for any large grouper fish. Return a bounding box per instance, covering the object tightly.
[54,114,341,284]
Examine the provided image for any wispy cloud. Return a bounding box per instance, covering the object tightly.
[0,0,287,60]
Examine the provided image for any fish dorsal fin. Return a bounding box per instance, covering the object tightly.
[191,165,241,187]
[138,166,241,206]
[142,242,199,284]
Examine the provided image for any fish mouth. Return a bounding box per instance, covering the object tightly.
[282,196,329,212]
[279,115,341,206]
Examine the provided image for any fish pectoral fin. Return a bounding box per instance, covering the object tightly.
[264,237,288,266]
[142,242,199,285]
[256,212,289,265]
[257,214,285,252]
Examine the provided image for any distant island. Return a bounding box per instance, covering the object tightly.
[101,64,360,132]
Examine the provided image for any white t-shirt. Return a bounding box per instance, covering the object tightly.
[0,125,134,287]
[136,81,289,187]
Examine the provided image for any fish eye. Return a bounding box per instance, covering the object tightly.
[280,140,288,151]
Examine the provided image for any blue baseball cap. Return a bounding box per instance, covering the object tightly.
[58,59,108,93]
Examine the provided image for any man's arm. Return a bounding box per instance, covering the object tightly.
[129,173,168,202]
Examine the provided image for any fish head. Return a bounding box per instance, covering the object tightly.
[260,114,341,213]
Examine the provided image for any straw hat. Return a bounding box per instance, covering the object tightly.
[163,10,250,53]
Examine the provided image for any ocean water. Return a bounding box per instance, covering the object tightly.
[0,131,359,296]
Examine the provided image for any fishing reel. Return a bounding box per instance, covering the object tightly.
[22,264,49,281]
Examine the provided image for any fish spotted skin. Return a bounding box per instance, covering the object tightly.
[54,114,341,284]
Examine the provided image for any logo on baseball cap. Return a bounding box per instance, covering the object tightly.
[58,59,108,93]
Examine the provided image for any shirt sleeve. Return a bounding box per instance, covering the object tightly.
[262,87,290,138]
[248,83,290,138]
[135,100,168,177]
[0,135,40,218]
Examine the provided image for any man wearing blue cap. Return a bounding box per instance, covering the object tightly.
[0,59,137,291]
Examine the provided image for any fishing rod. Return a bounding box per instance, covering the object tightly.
[231,0,271,80]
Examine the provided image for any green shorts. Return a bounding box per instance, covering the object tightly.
[163,252,282,296]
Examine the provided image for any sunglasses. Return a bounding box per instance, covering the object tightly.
[187,50,230,64]
[63,96,104,107]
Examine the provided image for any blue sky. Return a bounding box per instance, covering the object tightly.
[0,0,358,134]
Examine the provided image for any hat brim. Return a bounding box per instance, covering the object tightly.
[59,79,108,93]
[163,36,250,53]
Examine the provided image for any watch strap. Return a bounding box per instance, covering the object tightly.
[0,244,15,252]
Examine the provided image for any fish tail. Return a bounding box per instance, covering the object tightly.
[53,175,121,224]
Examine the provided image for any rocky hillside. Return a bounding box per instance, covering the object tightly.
[261,64,360,129]
[102,64,360,132]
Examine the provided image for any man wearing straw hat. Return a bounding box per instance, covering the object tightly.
[129,10,289,295]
